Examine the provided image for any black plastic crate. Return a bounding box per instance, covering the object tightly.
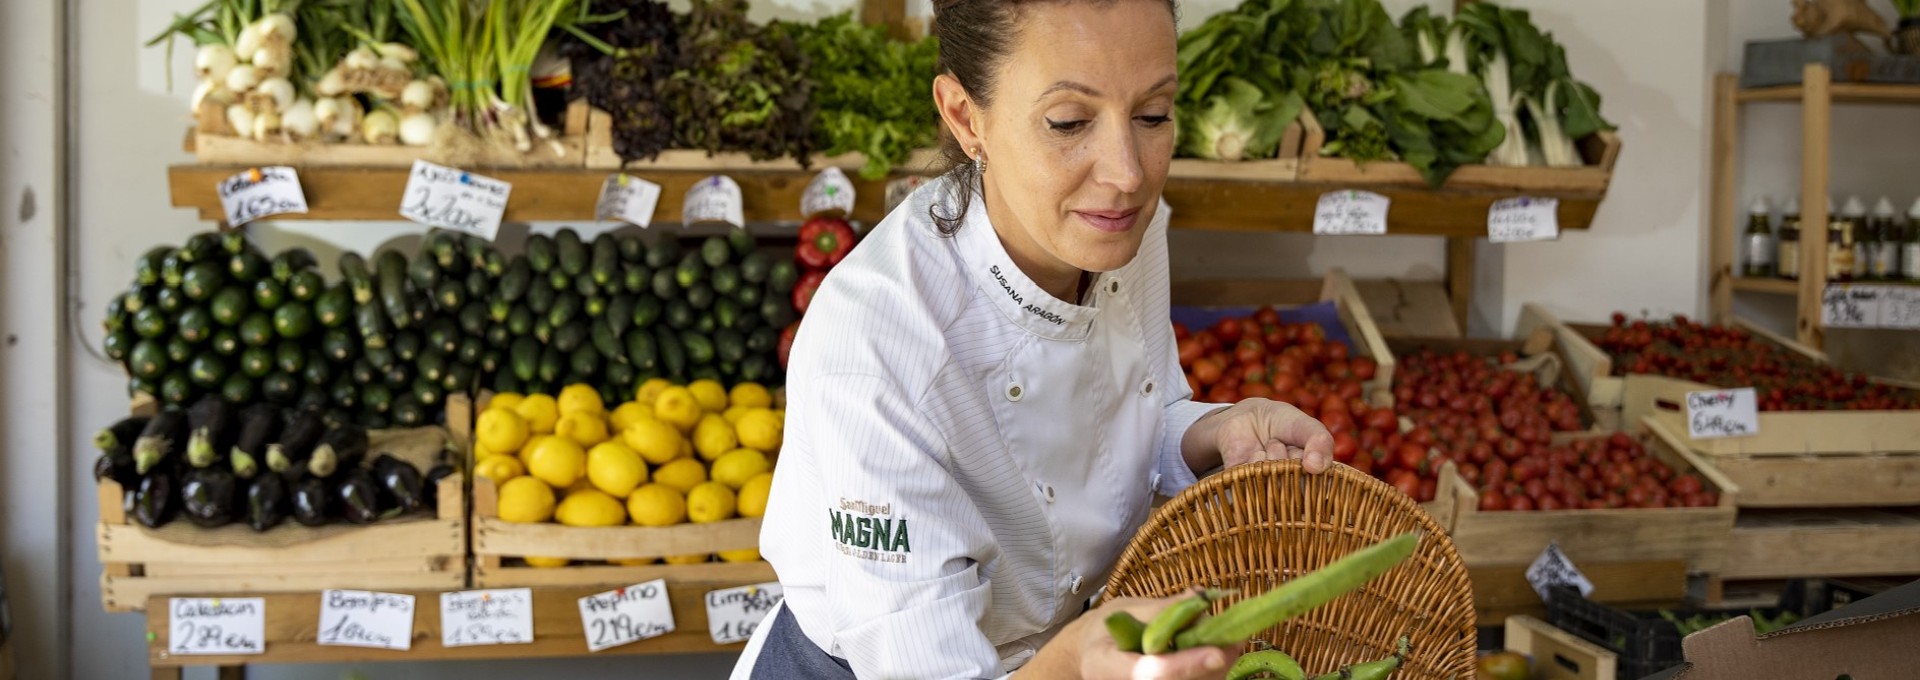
[1544,585,1813,680]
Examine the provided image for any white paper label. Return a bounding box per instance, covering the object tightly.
[440,588,534,648]
[1525,542,1594,601]
[1312,190,1390,235]
[683,175,745,228]
[397,160,510,241]
[218,166,309,227]
[1487,197,1560,243]
[705,582,783,645]
[1685,388,1760,440]
[595,174,663,228]
[884,177,927,217]
[1822,284,1880,328]
[316,590,416,651]
[578,580,675,652]
[168,598,265,655]
[801,168,857,218]
[1884,287,1920,330]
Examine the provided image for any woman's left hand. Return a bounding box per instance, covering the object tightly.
[1184,398,1334,474]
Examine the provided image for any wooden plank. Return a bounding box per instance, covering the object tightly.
[1296,106,1621,192]
[1710,73,1739,325]
[1730,315,1829,363]
[1324,269,1397,401]
[1504,616,1619,680]
[1447,238,1474,333]
[474,516,761,561]
[1473,561,1688,616]
[217,666,244,680]
[1624,375,1920,456]
[1797,63,1831,350]
[141,557,450,578]
[1731,277,1799,294]
[476,561,776,590]
[194,132,588,169]
[1720,508,1920,580]
[107,571,467,614]
[101,518,462,565]
[1738,81,1920,104]
[1159,178,1603,236]
[1377,280,1462,338]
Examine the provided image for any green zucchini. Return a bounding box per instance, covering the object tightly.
[239,346,273,378]
[321,328,357,364]
[375,250,412,330]
[592,318,625,364]
[129,339,170,379]
[210,286,251,326]
[228,249,269,283]
[645,237,680,269]
[252,278,287,310]
[136,246,174,286]
[181,262,224,301]
[500,257,532,301]
[269,248,318,283]
[286,270,324,303]
[525,234,557,273]
[409,253,442,293]
[271,304,314,339]
[238,312,274,347]
[314,284,352,328]
[591,233,619,285]
[339,252,375,304]
[510,337,540,381]
[681,331,716,365]
[555,228,587,276]
[618,235,645,263]
[354,302,391,349]
[176,306,214,345]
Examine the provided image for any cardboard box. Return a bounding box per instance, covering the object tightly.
[1642,578,1920,679]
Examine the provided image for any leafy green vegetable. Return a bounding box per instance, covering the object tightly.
[796,14,939,179]
[559,0,681,163]
[1183,78,1302,161]
[665,0,815,163]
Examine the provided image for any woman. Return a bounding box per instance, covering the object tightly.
[733,0,1333,677]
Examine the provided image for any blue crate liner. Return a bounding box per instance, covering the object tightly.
[1170,300,1356,349]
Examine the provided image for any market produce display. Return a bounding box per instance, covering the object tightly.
[797,13,941,179]
[558,0,682,162]
[1173,310,1380,406]
[664,0,816,163]
[1593,314,1920,411]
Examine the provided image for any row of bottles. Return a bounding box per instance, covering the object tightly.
[1743,195,1920,283]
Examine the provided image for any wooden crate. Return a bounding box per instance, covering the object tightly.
[1524,306,1829,410]
[1504,615,1619,680]
[1719,508,1920,580]
[1296,108,1621,193]
[1168,268,1397,404]
[1431,420,1739,571]
[97,396,475,613]
[187,101,592,169]
[1623,375,1920,508]
[1383,331,1619,438]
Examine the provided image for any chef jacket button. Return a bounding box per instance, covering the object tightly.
[1069,573,1084,594]
[1006,383,1023,402]
[1141,379,1155,396]
[1151,473,1162,490]
[1108,279,1121,295]
[1044,484,1056,503]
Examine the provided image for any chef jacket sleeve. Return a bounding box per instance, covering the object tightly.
[1146,200,1225,497]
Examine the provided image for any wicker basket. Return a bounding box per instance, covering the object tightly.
[1103,460,1476,679]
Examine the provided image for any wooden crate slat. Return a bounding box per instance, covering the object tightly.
[101,518,462,565]
[1721,508,1920,579]
[1503,616,1618,680]
[475,561,776,590]
[474,516,761,561]
[141,556,450,577]
[106,571,467,614]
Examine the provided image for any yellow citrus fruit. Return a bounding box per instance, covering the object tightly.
[609,401,655,432]
[556,489,628,527]
[476,408,531,455]
[736,472,773,518]
[525,556,570,568]
[654,387,703,432]
[653,458,708,494]
[497,477,557,523]
[736,409,784,452]
[564,476,598,496]
[612,558,657,566]
[633,378,674,409]
[729,383,773,410]
[474,455,525,485]
[664,554,709,565]
[514,394,561,435]
[722,406,752,424]
[712,449,772,490]
[679,440,694,460]
[623,419,685,466]
[487,392,525,413]
[626,484,687,527]
[687,482,737,523]
[688,379,729,413]
[694,414,739,461]
[473,440,506,460]
[559,383,606,416]
[556,412,611,447]
[718,548,762,563]
[526,436,588,489]
[587,441,647,498]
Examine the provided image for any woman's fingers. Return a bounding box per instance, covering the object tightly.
[1082,644,1237,680]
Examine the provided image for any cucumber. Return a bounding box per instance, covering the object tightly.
[739,251,771,284]
[571,346,602,377]
[526,233,557,273]
[376,250,413,330]
[354,302,391,349]
[655,326,686,380]
[739,355,771,383]
[645,237,681,270]
[711,266,742,296]
[555,228,588,276]
[486,323,511,350]
[701,236,731,269]
[181,262,224,301]
[480,247,507,277]
[761,295,797,328]
[652,269,678,301]
[714,298,741,330]
[510,337,540,381]
[238,312,274,347]
[176,306,215,344]
[591,233,620,285]
[607,295,635,336]
[681,331,716,365]
[549,293,581,328]
[287,270,324,303]
[409,253,442,293]
[314,284,352,328]
[747,326,778,354]
[527,277,556,315]
[695,313,716,335]
[623,264,652,295]
[425,318,459,353]
[537,345,564,384]
[549,269,572,293]
[507,304,534,336]
[500,257,532,301]
[585,296,607,318]
[221,374,258,404]
[156,287,186,314]
[125,306,161,339]
[459,301,490,336]
[435,279,466,312]
[239,346,273,378]
[591,318,625,364]
[270,248,318,283]
[606,361,636,390]
[618,234,646,263]
[735,283,763,307]
[689,365,722,382]
[625,330,658,371]
[321,328,357,364]
[136,246,174,286]
[464,269,489,301]
[275,342,306,374]
[665,299,694,330]
[687,283,715,310]
[676,254,708,290]
[768,260,800,294]
[229,249,269,283]
[339,252,375,304]
[130,339,170,379]
[714,328,747,364]
[553,321,587,353]
[575,271,601,299]
[492,370,523,395]
[457,336,485,365]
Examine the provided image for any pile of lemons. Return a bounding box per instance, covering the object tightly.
[473,378,783,567]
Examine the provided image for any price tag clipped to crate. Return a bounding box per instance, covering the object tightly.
[706,582,783,645]
[440,588,534,647]
[596,174,663,228]
[1525,542,1594,601]
[398,160,511,241]
[801,167,857,219]
[683,175,745,228]
[1685,387,1759,439]
[1885,287,1920,330]
[578,580,675,652]
[218,166,309,227]
[316,590,417,651]
[167,598,265,656]
[1487,197,1560,243]
[1312,190,1389,235]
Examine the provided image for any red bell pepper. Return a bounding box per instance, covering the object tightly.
[778,320,802,370]
[792,269,829,316]
[797,216,856,270]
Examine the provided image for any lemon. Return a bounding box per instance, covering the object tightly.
[653,458,708,494]
[526,436,588,489]
[688,379,729,413]
[623,419,685,466]
[556,412,611,447]
[497,477,557,523]
[664,554,709,565]
[517,434,548,465]
[736,409,784,453]
[477,408,531,455]
[626,484,687,527]
[712,449,772,490]
[722,406,752,424]
[679,440,694,460]
[729,383,773,410]
[564,476,598,496]
[587,441,647,498]
[612,558,657,566]
[556,489,628,527]
[474,455,526,485]
[694,414,739,461]
[687,482,737,523]
[718,548,762,563]
[654,387,703,432]
[487,392,525,413]
[634,378,674,408]
[736,472,773,518]
[514,394,561,435]
[473,440,506,461]
[559,384,606,416]
[609,401,655,432]
[525,556,570,568]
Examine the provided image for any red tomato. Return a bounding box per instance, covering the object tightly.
[1336,381,1363,401]
[1177,338,1204,367]
[1389,470,1421,498]
[1240,383,1274,400]
[1324,361,1354,382]
[1270,372,1302,396]
[1263,328,1289,352]
[1324,342,1350,363]
[1509,495,1536,511]
[1197,331,1221,354]
[1537,495,1564,511]
[1241,365,1268,385]
[1417,479,1437,503]
[1272,356,1305,380]
[1253,305,1281,327]
[1205,384,1241,404]
[1359,428,1383,451]
[1478,488,1509,511]
[1351,357,1378,381]
[1352,450,1375,475]
[1458,462,1482,486]
[1332,432,1358,463]
[1364,408,1398,432]
[1396,443,1428,472]
[1319,394,1350,417]
[1193,358,1224,386]
[1468,442,1493,464]
[1212,318,1243,345]
[1235,339,1265,366]
[1172,323,1190,341]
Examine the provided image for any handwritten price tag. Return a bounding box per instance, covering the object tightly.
[1686,388,1760,440]
[578,580,675,652]
[801,168,857,218]
[218,166,308,226]
[1526,542,1593,601]
[1312,190,1390,235]
[1821,285,1881,329]
[168,598,265,655]
[440,589,534,648]
[596,174,663,228]
[1487,197,1560,243]
[1884,287,1920,330]
[398,160,511,241]
[706,582,783,645]
[884,177,927,217]
[683,175,745,228]
[317,590,416,651]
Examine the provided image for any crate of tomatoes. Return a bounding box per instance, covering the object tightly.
[1169,270,1395,406]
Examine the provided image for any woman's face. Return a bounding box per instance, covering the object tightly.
[942,0,1178,293]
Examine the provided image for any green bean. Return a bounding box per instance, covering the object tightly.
[1175,532,1418,650]
[1227,649,1305,680]
[1105,611,1148,653]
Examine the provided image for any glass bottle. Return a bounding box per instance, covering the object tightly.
[1906,198,1920,282]
[1743,197,1774,278]
[1870,198,1899,280]
[1828,198,1854,283]
[1845,196,1871,280]
[1778,197,1801,281]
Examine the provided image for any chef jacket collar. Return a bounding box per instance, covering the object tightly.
[953,185,1099,341]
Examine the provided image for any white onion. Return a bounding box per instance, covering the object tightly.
[314,96,343,127]
[191,80,231,114]
[398,112,436,146]
[235,24,264,63]
[315,67,347,97]
[374,42,418,63]
[345,47,379,71]
[362,109,399,144]
[224,64,260,93]
[252,109,282,142]
[400,80,436,112]
[256,14,297,46]
[256,77,295,112]
[378,55,409,74]
[195,44,237,83]
[250,43,293,78]
[328,98,361,140]
[227,104,256,138]
[282,98,318,139]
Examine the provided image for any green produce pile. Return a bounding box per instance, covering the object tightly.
[558,0,682,162]
[1660,608,1801,637]
[796,13,940,180]
[662,0,815,164]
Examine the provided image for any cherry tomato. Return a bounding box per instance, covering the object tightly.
[1177,338,1204,367]
[1389,470,1421,498]
[1240,383,1274,400]
[1508,495,1535,511]
[1192,358,1223,386]
[1365,408,1398,432]
[1205,384,1241,404]
[1417,478,1436,503]
[1333,431,1358,463]
[1351,357,1378,381]
[1396,443,1428,472]
[1479,488,1509,511]
[1212,318,1243,345]
[1235,339,1265,367]
[1253,305,1280,327]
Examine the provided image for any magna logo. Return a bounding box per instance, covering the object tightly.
[828,509,912,563]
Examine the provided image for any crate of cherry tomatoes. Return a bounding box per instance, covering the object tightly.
[1169,269,1395,407]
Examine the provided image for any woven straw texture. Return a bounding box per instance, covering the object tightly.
[1103,460,1476,679]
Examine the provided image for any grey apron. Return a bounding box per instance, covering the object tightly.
[749,605,857,680]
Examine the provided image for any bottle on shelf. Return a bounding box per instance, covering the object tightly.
[1829,197,1855,283]
[1845,196,1871,280]
[1906,198,1920,283]
[1778,197,1802,281]
[1743,196,1774,278]
[1870,197,1899,281]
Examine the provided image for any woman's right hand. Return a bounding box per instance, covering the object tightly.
[1022,591,1241,680]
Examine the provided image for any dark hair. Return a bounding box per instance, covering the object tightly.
[927,0,1176,235]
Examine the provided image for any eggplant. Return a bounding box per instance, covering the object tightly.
[185,395,234,469]
[94,448,139,487]
[291,476,332,527]
[181,466,239,528]
[370,454,425,513]
[308,424,369,479]
[246,474,290,532]
[230,403,281,480]
[267,409,325,477]
[334,470,382,525]
[132,471,178,528]
[133,409,188,475]
[422,463,455,511]
[95,416,149,452]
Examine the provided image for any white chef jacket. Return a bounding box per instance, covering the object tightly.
[733,176,1223,679]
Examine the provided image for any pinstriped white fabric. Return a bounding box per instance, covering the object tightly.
[735,176,1222,679]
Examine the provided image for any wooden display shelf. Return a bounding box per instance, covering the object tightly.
[1718,508,1920,580]
[1295,107,1623,195]
[1736,81,1920,104]
[471,475,769,589]
[1732,277,1800,294]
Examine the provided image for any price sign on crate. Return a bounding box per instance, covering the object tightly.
[706,582,783,645]
[317,590,416,651]
[441,588,534,647]
[1487,197,1560,243]
[596,174,663,228]
[801,167,856,218]
[398,160,511,241]
[1312,190,1389,235]
[1525,542,1593,601]
[1685,388,1759,439]
[217,166,308,227]
[578,580,675,652]
[168,598,265,655]
[683,175,745,228]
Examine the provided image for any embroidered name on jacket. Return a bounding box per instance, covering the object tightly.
[828,508,912,563]
[989,265,1065,326]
